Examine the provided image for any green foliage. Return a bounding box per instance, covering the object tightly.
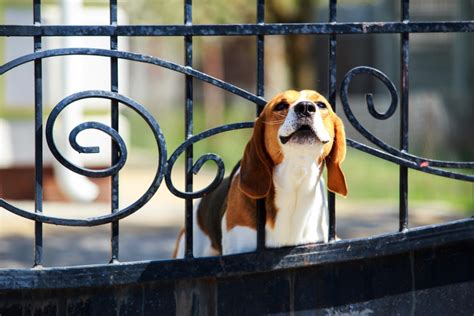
[125,103,253,173]
[123,0,256,24]
[342,149,474,213]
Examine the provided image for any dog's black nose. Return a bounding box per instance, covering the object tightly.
[294,101,316,117]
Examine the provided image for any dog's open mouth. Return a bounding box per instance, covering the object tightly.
[279,125,316,144]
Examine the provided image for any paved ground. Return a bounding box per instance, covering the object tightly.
[0,168,465,269]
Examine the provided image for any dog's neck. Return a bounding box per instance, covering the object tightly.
[267,144,328,247]
[275,143,324,185]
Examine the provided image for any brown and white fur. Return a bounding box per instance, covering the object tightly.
[174,90,347,258]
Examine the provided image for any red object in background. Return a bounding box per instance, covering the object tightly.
[0,166,110,202]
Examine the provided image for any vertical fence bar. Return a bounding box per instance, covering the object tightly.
[399,0,409,232]
[184,0,194,258]
[33,0,43,268]
[256,0,266,251]
[327,0,337,242]
[110,0,120,263]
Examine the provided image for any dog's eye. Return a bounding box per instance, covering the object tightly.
[316,101,327,109]
[273,102,289,111]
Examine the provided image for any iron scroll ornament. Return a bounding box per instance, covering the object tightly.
[0,90,167,226]
[340,66,474,181]
[0,48,263,226]
[47,91,131,178]
[165,121,253,199]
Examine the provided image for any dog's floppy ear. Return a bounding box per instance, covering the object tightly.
[239,117,273,199]
[326,114,348,197]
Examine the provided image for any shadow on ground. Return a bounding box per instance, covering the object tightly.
[0,225,179,268]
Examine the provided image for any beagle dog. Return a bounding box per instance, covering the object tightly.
[174,90,347,258]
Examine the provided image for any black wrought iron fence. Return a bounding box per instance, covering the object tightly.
[0,0,473,291]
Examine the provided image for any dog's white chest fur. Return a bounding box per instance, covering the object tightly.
[219,146,329,255]
[267,145,328,247]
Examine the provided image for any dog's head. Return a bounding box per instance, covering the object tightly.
[239,90,347,198]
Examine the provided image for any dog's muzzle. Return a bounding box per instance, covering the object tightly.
[279,123,329,145]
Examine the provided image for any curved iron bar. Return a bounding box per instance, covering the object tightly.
[46,91,132,178]
[69,122,117,154]
[0,48,267,108]
[341,66,473,181]
[166,122,254,199]
[0,90,167,226]
[69,121,127,177]
[348,139,473,181]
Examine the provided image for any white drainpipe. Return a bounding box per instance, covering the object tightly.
[55,0,99,202]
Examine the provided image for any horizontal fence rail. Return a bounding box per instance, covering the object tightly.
[1,21,474,37]
[0,0,473,279]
